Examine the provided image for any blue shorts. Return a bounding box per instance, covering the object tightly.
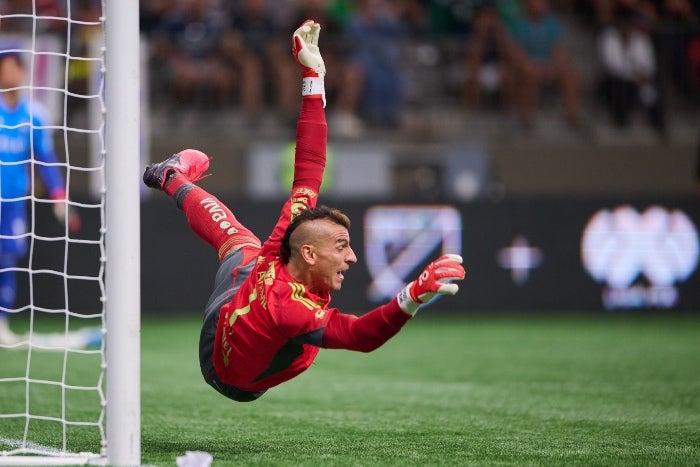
[0,201,28,258]
[198,247,265,402]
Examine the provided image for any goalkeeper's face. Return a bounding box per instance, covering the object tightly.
[305,219,357,293]
[0,54,25,90]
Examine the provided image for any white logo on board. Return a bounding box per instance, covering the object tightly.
[581,205,699,309]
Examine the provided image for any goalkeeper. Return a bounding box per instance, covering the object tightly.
[0,48,80,346]
[143,20,466,402]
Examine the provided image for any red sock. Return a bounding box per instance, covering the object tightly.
[167,175,261,260]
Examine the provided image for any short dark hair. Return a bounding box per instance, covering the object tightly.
[0,46,23,66]
[280,205,351,264]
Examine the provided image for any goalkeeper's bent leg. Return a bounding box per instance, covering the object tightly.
[169,177,261,262]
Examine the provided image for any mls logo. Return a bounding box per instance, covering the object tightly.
[364,206,462,302]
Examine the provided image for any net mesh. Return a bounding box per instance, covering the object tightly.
[0,3,106,462]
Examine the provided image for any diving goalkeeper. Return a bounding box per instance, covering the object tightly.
[143,20,466,402]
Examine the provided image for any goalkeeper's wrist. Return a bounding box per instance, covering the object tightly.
[302,76,326,107]
[397,283,421,316]
[49,188,66,200]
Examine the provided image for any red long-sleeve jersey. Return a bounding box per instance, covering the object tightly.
[211,100,411,393]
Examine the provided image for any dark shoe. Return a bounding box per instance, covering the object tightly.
[143,149,211,190]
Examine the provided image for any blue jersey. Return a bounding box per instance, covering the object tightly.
[510,14,563,63]
[0,95,64,200]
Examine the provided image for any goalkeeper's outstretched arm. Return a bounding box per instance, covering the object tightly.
[322,255,466,352]
[291,19,327,195]
[266,20,328,246]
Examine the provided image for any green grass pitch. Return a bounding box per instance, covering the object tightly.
[1,313,699,465]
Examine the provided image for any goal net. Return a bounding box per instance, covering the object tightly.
[0,2,140,465]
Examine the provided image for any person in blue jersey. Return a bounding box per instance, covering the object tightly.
[0,48,80,346]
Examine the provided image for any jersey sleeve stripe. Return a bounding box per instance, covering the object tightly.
[288,282,318,311]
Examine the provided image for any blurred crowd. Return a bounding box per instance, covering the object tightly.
[1,0,699,139]
[139,0,700,138]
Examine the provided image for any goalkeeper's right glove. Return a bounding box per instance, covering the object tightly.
[50,189,82,233]
[292,19,326,106]
[397,254,466,316]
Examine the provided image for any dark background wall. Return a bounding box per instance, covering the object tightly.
[136,196,699,314]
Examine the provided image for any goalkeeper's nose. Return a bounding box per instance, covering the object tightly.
[346,246,357,265]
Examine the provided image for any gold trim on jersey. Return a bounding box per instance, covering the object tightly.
[288,282,318,311]
[217,237,261,261]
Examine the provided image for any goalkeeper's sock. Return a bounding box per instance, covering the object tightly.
[0,314,19,346]
[172,181,261,261]
[0,256,17,312]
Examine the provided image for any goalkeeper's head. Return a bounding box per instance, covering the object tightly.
[281,205,357,294]
[0,45,25,91]
[0,44,23,66]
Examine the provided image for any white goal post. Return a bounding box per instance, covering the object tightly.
[104,0,141,466]
[0,1,141,465]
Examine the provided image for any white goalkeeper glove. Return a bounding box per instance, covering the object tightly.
[51,190,82,233]
[53,201,82,233]
[397,254,466,316]
[292,19,326,106]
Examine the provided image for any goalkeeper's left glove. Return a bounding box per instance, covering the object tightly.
[292,19,326,106]
[397,254,465,316]
[51,189,82,233]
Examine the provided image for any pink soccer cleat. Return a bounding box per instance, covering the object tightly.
[143,149,211,190]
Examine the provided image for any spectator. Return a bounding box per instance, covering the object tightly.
[223,0,297,123]
[67,0,102,106]
[655,0,700,100]
[0,0,67,34]
[332,0,410,136]
[691,36,700,92]
[424,0,473,36]
[597,5,665,135]
[140,0,175,38]
[590,0,658,30]
[696,129,700,194]
[508,0,582,128]
[290,0,348,35]
[498,0,522,30]
[463,1,516,110]
[151,0,232,109]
